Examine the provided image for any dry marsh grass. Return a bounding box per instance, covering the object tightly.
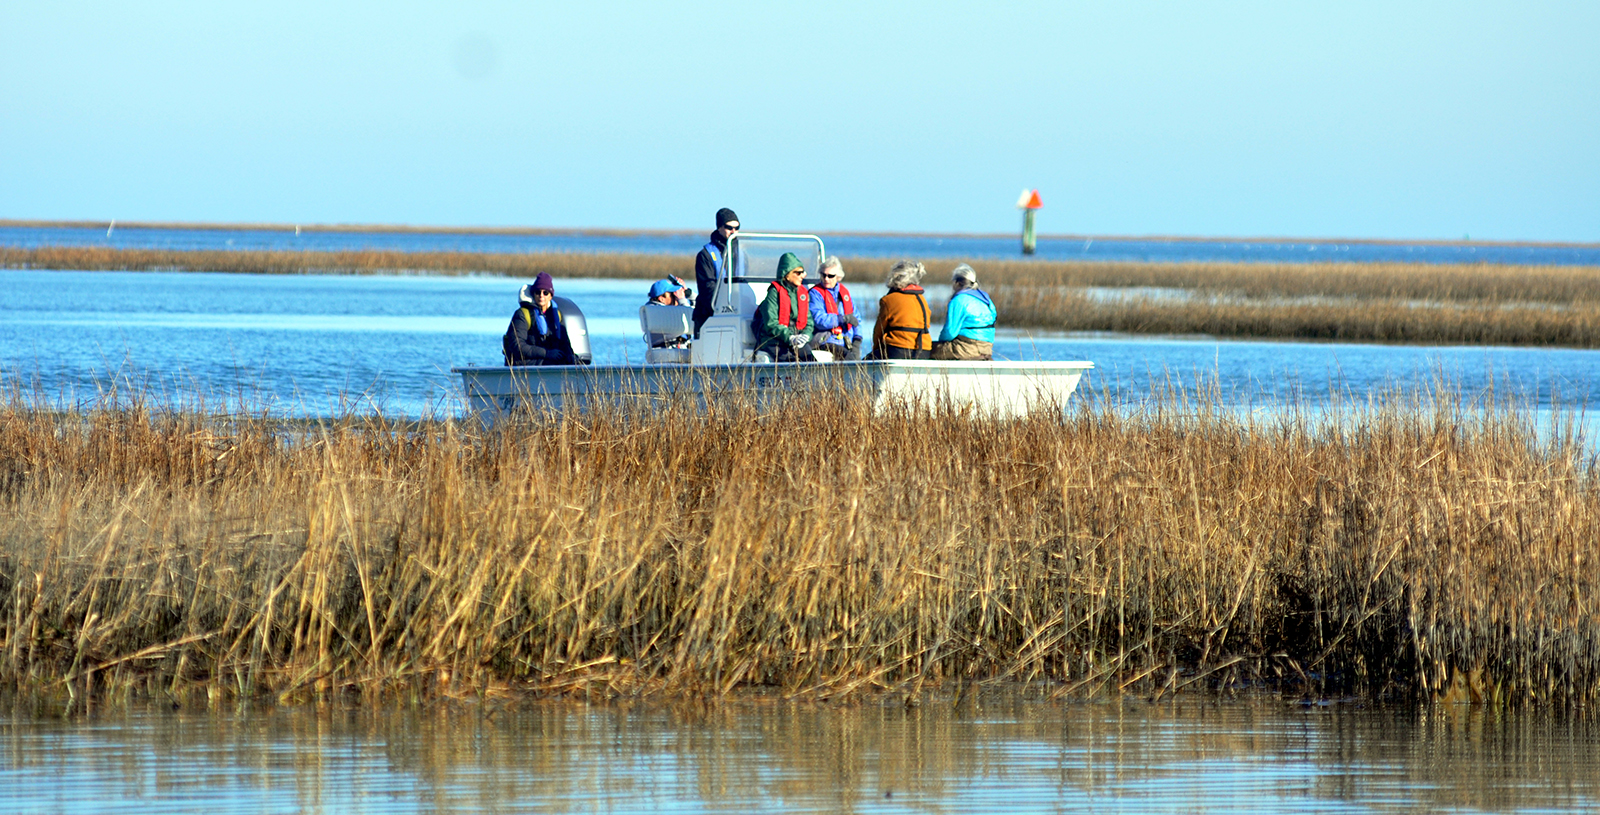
[11,245,1600,346]
[1,384,1597,708]
[10,246,1598,305]
[991,288,1600,347]
[0,246,691,281]
[955,258,1600,305]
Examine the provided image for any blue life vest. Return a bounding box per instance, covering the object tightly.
[519,304,565,341]
[537,305,563,340]
[703,242,723,276]
[703,241,746,279]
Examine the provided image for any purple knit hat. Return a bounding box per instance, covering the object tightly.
[532,272,554,293]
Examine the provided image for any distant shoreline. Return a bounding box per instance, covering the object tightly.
[8,244,1600,348]
[2,218,1595,250]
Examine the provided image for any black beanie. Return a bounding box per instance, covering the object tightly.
[715,207,739,227]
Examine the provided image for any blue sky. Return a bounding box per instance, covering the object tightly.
[2,2,1596,240]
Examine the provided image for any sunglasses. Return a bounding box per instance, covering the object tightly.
[721,223,740,231]
[533,289,553,296]
[823,273,841,280]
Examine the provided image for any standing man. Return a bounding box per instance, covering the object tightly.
[693,207,739,336]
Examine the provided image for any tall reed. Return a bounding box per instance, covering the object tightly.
[1,381,1596,707]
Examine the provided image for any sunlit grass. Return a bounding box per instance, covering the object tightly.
[1,380,1596,708]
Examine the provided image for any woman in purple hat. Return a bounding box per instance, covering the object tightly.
[503,272,577,365]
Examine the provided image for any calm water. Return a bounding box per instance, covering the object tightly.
[7,265,1600,812]
[4,269,1599,420]
[6,224,1600,266]
[2,694,1597,813]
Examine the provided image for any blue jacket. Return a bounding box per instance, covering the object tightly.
[807,283,861,347]
[939,288,996,343]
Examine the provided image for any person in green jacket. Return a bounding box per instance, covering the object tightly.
[752,252,815,361]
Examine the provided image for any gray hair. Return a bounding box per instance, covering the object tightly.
[820,256,843,278]
[885,260,925,290]
[951,263,978,288]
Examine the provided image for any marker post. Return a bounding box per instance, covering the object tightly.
[1016,189,1042,255]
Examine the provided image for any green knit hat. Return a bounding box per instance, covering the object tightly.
[775,252,804,280]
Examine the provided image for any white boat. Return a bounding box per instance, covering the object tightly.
[454,233,1092,419]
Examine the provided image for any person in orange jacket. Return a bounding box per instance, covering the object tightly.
[868,260,933,359]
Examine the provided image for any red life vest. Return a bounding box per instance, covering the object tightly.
[815,284,853,335]
[816,284,853,316]
[770,281,811,329]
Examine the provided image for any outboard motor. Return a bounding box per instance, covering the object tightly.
[554,296,593,365]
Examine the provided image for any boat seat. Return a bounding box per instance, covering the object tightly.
[645,347,693,364]
[639,304,693,363]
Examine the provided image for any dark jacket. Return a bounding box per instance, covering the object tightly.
[503,304,576,365]
[692,231,727,335]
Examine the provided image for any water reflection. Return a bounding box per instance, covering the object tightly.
[2,694,1596,813]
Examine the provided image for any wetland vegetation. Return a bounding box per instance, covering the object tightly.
[8,245,1600,347]
[1,383,1596,708]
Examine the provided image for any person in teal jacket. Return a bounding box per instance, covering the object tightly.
[752,252,815,361]
[932,263,996,360]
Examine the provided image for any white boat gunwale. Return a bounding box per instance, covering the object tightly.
[454,359,1095,419]
[460,231,1093,419]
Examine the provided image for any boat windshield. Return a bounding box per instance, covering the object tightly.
[728,234,825,286]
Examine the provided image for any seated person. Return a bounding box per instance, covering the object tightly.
[752,252,815,362]
[648,276,695,307]
[502,273,577,365]
[868,260,932,360]
[932,263,996,360]
[642,277,694,349]
[808,256,862,361]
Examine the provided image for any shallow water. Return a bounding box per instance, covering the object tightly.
[3,694,1597,813]
[4,269,1598,423]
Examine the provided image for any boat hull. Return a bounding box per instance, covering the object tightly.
[453,360,1093,420]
